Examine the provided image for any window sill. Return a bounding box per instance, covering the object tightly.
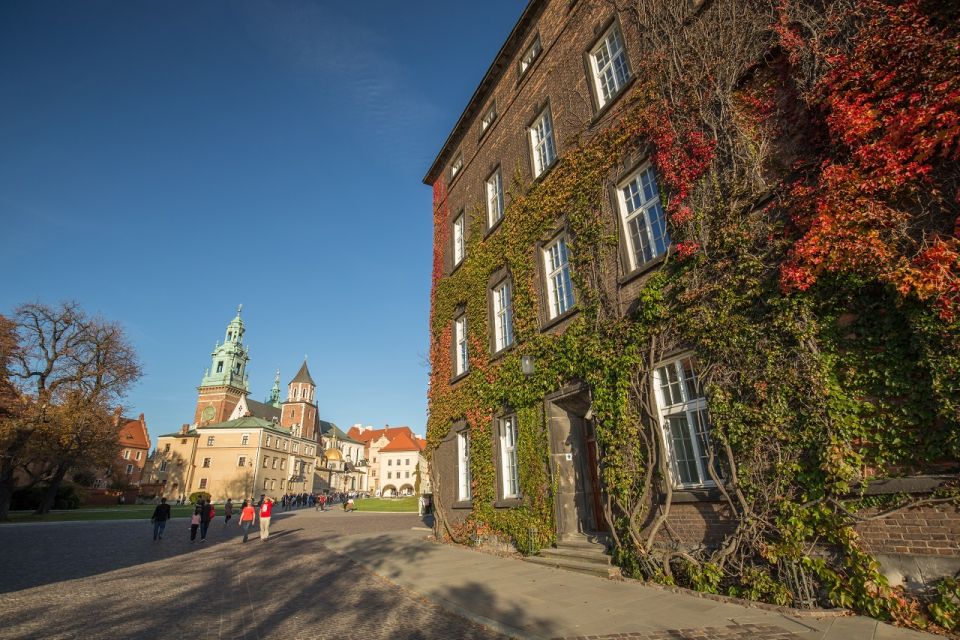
[618,252,668,287]
[494,498,522,509]
[450,259,465,277]
[590,76,637,127]
[452,500,473,510]
[484,214,505,239]
[659,487,723,503]
[531,159,559,187]
[540,305,579,333]
[489,342,515,363]
[450,370,470,385]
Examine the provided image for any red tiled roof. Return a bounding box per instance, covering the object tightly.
[348,426,418,447]
[380,430,422,452]
[119,413,150,450]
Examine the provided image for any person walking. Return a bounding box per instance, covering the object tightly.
[189,506,201,543]
[258,496,273,541]
[199,500,213,542]
[319,494,327,511]
[150,497,171,541]
[223,498,234,526]
[238,499,256,543]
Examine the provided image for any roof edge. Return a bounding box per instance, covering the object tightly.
[422,0,545,186]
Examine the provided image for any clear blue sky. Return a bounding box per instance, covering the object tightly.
[0,1,525,442]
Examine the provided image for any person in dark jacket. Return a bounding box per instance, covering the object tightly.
[199,500,213,542]
[150,498,171,541]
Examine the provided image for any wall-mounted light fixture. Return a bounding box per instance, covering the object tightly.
[521,355,535,377]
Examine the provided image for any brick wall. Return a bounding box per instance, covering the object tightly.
[639,501,737,550]
[855,503,960,557]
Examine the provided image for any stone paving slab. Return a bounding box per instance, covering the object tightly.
[324,530,938,640]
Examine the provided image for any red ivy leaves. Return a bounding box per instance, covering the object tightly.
[780,0,960,320]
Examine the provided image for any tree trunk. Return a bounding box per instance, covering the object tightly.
[35,463,69,514]
[0,478,14,521]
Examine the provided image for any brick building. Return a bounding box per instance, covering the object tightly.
[424,0,958,593]
[91,413,151,489]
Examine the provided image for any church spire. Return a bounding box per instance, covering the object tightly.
[268,370,281,407]
[199,305,250,391]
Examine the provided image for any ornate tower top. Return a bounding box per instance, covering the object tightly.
[286,360,316,404]
[268,370,281,407]
[199,306,250,391]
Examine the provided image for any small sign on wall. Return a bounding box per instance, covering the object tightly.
[564,453,573,461]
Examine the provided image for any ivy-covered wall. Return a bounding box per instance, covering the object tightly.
[426,0,959,631]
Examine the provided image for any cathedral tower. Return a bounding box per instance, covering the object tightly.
[193,305,250,425]
[281,360,317,440]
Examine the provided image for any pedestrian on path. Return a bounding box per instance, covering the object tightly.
[238,500,256,542]
[223,498,233,526]
[318,494,327,511]
[189,506,201,542]
[150,497,171,541]
[199,500,213,542]
[259,496,273,540]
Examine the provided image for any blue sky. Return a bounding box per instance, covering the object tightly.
[0,1,525,441]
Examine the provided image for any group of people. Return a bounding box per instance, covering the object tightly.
[149,495,276,544]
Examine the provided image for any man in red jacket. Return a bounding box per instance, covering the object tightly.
[259,496,273,540]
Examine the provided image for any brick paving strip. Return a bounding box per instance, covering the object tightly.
[553,623,802,639]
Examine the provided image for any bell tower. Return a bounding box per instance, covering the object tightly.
[281,359,318,440]
[194,305,251,425]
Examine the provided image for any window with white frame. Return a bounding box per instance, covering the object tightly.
[520,35,542,74]
[492,279,514,352]
[454,315,469,376]
[543,236,575,319]
[481,103,497,132]
[653,355,716,487]
[135,451,142,460]
[457,431,472,501]
[486,167,504,228]
[499,416,520,498]
[453,212,465,266]
[590,23,631,108]
[123,449,130,460]
[617,165,670,270]
[450,153,463,180]
[529,107,556,178]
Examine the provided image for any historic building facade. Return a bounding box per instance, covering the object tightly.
[424,0,959,608]
[348,425,429,497]
[149,308,353,501]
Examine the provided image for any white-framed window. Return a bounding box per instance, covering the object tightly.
[653,355,716,488]
[293,443,299,453]
[135,451,142,461]
[451,153,463,180]
[238,456,246,467]
[281,459,286,470]
[453,212,465,266]
[481,103,497,132]
[123,449,130,460]
[493,279,514,352]
[544,236,575,319]
[499,416,520,499]
[457,431,472,501]
[529,108,556,178]
[486,167,504,228]
[283,440,288,451]
[520,35,542,75]
[271,479,276,490]
[159,461,168,472]
[207,436,215,446]
[618,165,670,270]
[202,457,211,468]
[199,478,207,489]
[241,433,249,446]
[454,315,469,376]
[272,458,278,469]
[590,23,630,108]
[265,436,271,447]
[126,464,134,475]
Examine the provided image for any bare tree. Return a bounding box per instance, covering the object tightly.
[1,302,141,516]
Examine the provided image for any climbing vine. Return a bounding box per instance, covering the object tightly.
[426,0,959,630]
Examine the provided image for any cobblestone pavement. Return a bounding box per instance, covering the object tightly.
[554,625,802,639]
[0,509,506,640]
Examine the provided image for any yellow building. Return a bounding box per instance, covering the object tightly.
[146,307,357,501]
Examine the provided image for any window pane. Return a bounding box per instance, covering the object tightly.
[666,413,700,485]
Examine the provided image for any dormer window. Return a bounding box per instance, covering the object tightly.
[520,35,542,75]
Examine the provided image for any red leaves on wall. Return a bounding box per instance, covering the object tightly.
[780,0,960,320]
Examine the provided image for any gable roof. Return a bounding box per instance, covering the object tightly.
[380,430,423,453]
[290,361,315,385]
[245,398,281,422]
[348,425,419,447]
[119,414,150,449]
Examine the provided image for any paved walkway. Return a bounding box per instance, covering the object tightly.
[324,529,938,640]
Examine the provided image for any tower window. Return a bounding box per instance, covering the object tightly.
[234,363,241,374]
[216,361,224,373]
[227,331,232,341]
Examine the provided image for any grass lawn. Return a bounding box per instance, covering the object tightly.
[4,504,198,523]
[353,496,418,512]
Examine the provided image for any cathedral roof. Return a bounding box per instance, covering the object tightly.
[319,420,362,445]
[245,398,281,422]
[290,361,315,386]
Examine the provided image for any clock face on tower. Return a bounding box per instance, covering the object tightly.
[201,406,216,422]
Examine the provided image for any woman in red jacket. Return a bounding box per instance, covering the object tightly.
[258,496,273,540]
